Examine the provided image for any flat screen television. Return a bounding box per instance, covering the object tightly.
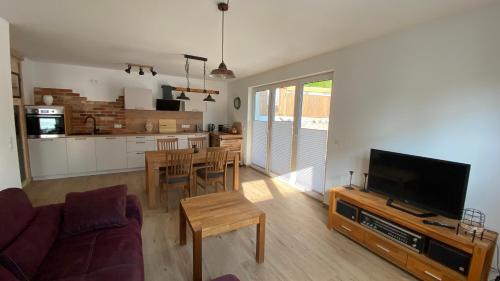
[367,149,470,219]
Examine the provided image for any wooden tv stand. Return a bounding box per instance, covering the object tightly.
[328,187,498,281]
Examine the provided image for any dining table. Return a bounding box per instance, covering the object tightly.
[144,148,240,208]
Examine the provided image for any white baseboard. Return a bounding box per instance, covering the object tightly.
[32,168,144,181]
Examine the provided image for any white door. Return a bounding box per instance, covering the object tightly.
[250,90,270,170]
[270,85,296,180]
[29,138,68,177]
[67,137,97,173]
[295,77,332,194]
[95,137,127,171]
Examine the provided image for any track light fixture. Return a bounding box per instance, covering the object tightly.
[124,64,158,76]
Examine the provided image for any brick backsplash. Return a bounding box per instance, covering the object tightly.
[35,88,128,134]
[34,88,202,135]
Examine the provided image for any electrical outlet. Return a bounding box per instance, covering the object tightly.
[114,124,122,129]
[181,124,190,129]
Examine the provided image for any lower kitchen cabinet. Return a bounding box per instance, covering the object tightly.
[28,138,68,177]
[67,137,97,173]
[95,137,127,171]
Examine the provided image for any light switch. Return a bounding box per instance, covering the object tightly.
[181,124,190,129]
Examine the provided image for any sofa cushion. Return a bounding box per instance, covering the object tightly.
[0,265,19,281]
[34,218,143,281]
[0,205,61,281]
[0,188,36,250]
[63,185,128,237]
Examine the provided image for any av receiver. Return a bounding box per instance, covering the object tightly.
[359,210,425,253]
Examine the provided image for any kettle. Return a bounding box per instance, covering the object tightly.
[208,124,215,132]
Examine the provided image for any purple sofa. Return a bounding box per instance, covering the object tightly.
[0,187,144,281]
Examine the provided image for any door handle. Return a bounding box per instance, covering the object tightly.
[424,271,442,281]
[375,244,390,253]
[340,225,352,232]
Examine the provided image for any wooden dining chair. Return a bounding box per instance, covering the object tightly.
[194,147,229,195]
[159,148,194,212]
[157,138,178,151]
[188,137,207,149]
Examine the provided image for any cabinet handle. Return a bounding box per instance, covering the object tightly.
[136,152,144,155]
[105,137,116,140]
[135,137,145,139]
[75,137,87,140]
[340,225,352,232]
[40,139,53,141]
[424,271,442,281]
[135,142,146,144]
[375,244,390,253]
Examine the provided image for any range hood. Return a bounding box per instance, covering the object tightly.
[157,85,181,111]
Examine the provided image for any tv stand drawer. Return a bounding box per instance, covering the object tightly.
[364,230,407,267]
[406,256,464,281]
[332,213,363,242]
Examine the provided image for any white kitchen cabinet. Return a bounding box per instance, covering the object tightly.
[66,137,97,174]
[95,137,127,171]
[28,138,68,177]
[127,152,145,169]
[126,135,155,168]
[124,87,154,110]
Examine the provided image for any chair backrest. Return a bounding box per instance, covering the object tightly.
[205,147,228,173]
[157,138,178,151]
[188,137,206,149]
[165,149,194,179]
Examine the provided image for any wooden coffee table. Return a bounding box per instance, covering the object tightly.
[179,192,266,281]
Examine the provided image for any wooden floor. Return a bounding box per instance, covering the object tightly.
[24,167,416,281]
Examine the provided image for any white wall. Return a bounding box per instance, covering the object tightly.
[228,2,500,231]
[0,17,21,189]
[22,61,228,129]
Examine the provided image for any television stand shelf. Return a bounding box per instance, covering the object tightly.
[328,187,498,281]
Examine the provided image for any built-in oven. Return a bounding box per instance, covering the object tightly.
[26,106,66,138]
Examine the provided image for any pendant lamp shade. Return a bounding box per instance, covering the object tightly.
[203,94,216,102]
[177,91,190,100]
[210,1,235,79]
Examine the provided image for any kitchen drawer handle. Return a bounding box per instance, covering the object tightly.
[136,152,145,155]
[340,225,352,232]
[135,142,146,144]
[375,244,390,253]
[40,139,54,141]
[135,137,145,139]
[424,271,442,281]
[75,137,87,140]
[105,137,117,140]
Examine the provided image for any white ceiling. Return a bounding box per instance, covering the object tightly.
[0,0,494,79]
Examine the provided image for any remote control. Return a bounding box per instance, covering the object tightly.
[422,220,455,230]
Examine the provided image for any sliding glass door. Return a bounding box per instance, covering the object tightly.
[251,90,270,170]
[250,73,333,194]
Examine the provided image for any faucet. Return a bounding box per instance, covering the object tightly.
[84,115,99,135]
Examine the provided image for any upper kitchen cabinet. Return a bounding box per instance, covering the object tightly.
[124,87,154,110]
[183,93,207,112]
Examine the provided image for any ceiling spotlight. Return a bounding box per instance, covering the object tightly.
[125,65,131,74]
[177,91,190,100]
[203,94,216,102]
[139,67,144,75]
[151,67,157,76]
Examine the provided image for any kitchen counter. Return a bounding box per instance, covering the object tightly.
[64,132,209,138]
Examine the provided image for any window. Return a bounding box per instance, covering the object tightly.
[274,86,295,122]
[301,80,331,130]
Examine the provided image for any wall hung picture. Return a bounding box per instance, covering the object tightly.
[11,72,21,98]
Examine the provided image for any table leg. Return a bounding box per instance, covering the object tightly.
[193,230,202,281]
[179,203,187,245]
[256,213,266,263]
[233,154,240,191]
[147,166,156,209]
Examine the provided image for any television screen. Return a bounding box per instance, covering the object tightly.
[367,149,470,219]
